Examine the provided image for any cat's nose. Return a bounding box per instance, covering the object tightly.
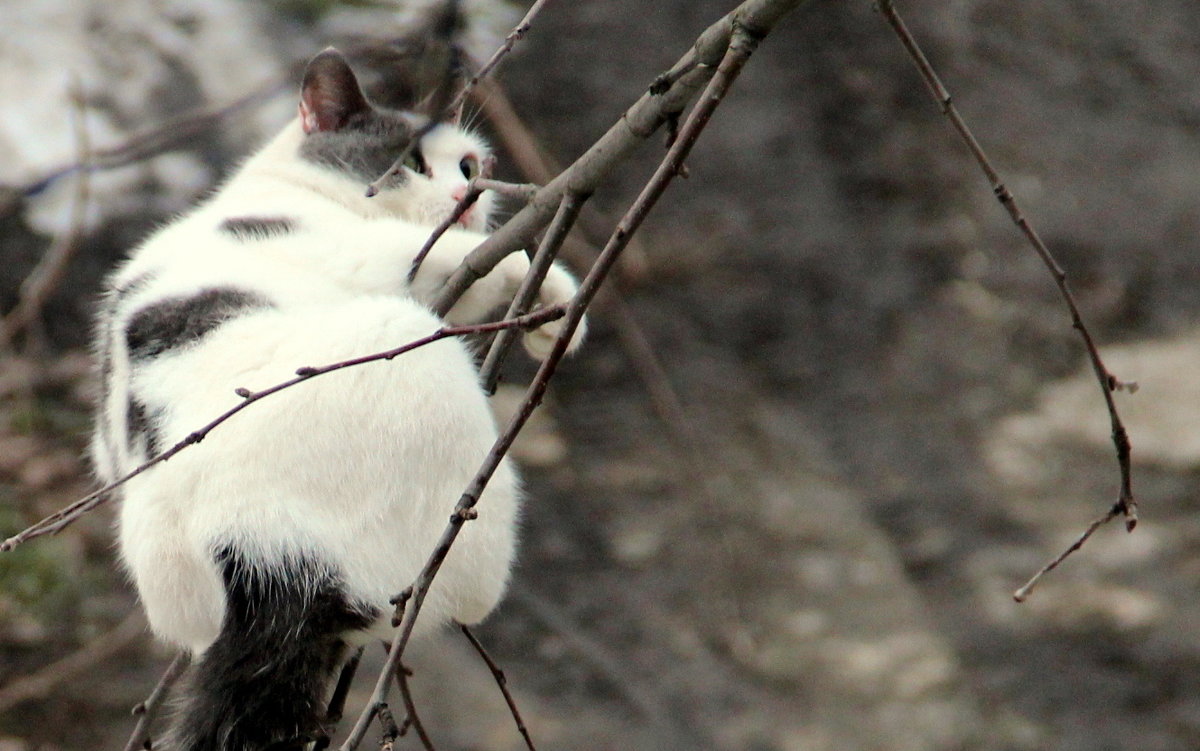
[451,185,468,203]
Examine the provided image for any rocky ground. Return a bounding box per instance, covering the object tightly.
[3,1,1200,749]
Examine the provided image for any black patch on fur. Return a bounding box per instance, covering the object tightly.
[125,398,162,456]
[95,273,159,476]
[219,216,297,242]
[171,548,377,751]
[97,273,157,386]
[299,107,419,183]
[124,288,271,361]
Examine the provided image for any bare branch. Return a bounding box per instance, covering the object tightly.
[381,8,785,731]
[123,651,191,751]
[366,0,554,198]
[0,306,566,552]
[430,0,813,316]
[340,589,414,751]
[376,703,402,751]
[458,624,537,751]
[0,76,93,349]
[871,0,1137,599]
[452,0,556,120]
[407,155,497,283]
[1012,504,1125,603]
[470,78,706,451]
[479,191,587,393]
[391,655,436,751]
[8,77,284,205]
[471,178,540,202]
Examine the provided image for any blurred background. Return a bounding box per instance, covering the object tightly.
[2,1,1200,749]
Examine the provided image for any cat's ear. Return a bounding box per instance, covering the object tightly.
[299,48,372,135]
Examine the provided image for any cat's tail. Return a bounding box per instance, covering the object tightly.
[167,547,377,751]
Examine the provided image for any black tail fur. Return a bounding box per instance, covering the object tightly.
[168,547,376,751]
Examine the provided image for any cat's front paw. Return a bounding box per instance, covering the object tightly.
[522,266,586,360]
[523,312,587,360]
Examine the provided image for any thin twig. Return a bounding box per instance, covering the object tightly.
[382,6,779,724]
[469,73,719,468]
[1013,505,1123,603]
[872,0,1137,600]
[469,78,654,280]
[340,588,413,751]
[0,306,566,552]
[364,0,550,197]
[10,77,285,202]
[471,77,706,446]
[0,76,93,349]
[365,7,466,199]
[471,178,540,201]
[479,191,587,393]
[429,0,811,317]
[0,611,145,714]
[407,156,496,283]
[458,624,537,751]
[451,0,556,120]
[391,657,436,751]
[123,651,191,751]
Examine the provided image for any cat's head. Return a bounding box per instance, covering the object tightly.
[296,47,493,232]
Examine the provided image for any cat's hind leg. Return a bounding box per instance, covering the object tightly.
[167,547,377,751]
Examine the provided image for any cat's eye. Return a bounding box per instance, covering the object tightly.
[459,155,480,180]
[403,148,428,176]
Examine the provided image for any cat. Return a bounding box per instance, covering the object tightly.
[90,47,584,751]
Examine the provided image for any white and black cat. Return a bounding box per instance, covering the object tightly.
[91,48,583,751]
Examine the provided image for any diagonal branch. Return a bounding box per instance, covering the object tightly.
[123,651,191,751]
[407,156,497,283]
[373,5,789,736]
[451,0,556,121]
[0,306,566,552]
[7,77,285,207]
[0,76,93,349]
[873,0,1137,601]
[478,190,588,393]
[430,0,814,316]
[458,624,537,751]
[367,0,554,197]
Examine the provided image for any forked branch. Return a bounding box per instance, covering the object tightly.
[430,0,814,316]
[122,651,191,751]
[361,12,785,751]
[874,0,1137,601]
[459,624,537,751]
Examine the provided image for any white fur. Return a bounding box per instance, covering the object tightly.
[94,117,584,655]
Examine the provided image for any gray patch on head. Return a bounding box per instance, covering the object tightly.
[299,108,419,184]
[219,216,298,242]
[125,287,272,361]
